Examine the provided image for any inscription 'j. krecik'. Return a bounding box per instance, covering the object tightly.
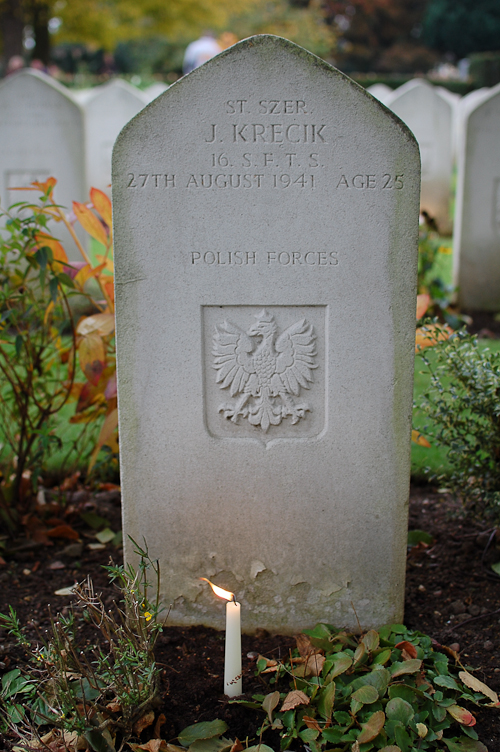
[212,309,317,432]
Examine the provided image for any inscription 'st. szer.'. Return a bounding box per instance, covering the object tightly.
[212,309,317,433]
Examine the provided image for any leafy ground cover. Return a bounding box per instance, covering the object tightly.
[0,484,499,750]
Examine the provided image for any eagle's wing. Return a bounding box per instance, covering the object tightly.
[212,320,256,396]
[274,318,317,396]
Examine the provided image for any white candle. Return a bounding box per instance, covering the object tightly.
[201,578,243,697]
[224,599,242,697]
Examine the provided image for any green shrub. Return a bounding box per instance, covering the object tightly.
[418,328,500,522]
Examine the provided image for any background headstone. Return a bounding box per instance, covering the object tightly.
[83,79,148,194]
[366,83,393,105]
[0,69,85,259]
[389,78,454,234]
[113,35,420,633]
[453,82,500,310]
[144,82,169,103]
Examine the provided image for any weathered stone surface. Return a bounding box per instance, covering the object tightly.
[389,79,454,234]
[453,82,500,310]
[83,79,148,194]
[0,69,85,258]
[112,35,420,632]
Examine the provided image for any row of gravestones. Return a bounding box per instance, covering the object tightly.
[1,66,499,308]
[369,79,500,310]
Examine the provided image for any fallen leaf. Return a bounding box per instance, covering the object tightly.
[459,671,499,705]
[415,324,452,351]
[416,293,431,320]
[395,641,418,660]
[48,560,66,570]
[106,700,121,713]
[361,630,380,652]
[262,691,280,723]
[447,704,476,726]
[55,585,77,596]
[357,710,385,743]
[296,633,315,657]
[303,716,322,732]
[281,690,310,712]
[411,429,431,447]
[129,741,165,752]
[133,710,155,735]
[229,741,244,752]
[47,525,80,540]
[154,713,166,738]
[416,723,428,739]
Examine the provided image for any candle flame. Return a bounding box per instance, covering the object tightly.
[201,577,235,601]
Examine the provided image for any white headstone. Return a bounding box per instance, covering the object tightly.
[366,83,393,105]
[389,79,454,234]
[112,35,420,632]
[453,82,500,310]
[83,79,148,194]
[0,70,85,259]
[144,82,169,103]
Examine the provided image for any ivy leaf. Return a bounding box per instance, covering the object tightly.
[326,652,352,678]
[443,738,488,751]
[361,630,380,652]
[434,674,460,690]
[351,685,379,705]
[317,680,336,721]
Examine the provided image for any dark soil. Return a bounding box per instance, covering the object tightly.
[1,484,499,750]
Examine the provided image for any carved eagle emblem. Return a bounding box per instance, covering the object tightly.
[212,309,317,432]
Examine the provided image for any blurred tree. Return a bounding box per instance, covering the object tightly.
[422,0,500,59]
[1,0,24,62]
[323,0,438,73]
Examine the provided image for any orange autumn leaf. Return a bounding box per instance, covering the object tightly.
[90,187,113,230]
[10,177,57,195]
[415,324,452,351]
[133,710,155,736]
[102,278,115,305]
[73,262,106,290]
[88,408,119,473]
[34,232,68,265]
[395,640,418,659]
[73,201,108,246]
[447,705,476,726]
[78,333,105,385]
[411,430,431,448]
[47,525,80,540]
[303,716,322,732]
[416,293,431,320]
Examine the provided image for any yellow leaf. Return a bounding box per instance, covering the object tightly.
[73,201,108,246]
[411,430,431,448]
[459,671,499,706]
[10,176,57,195]
[416,293,431,320]
[78,333,105,385]
[281,689,310,712]
[88,408,119,473]
[90,187,112,230]
[415,324,452,351]
[44,300,55,326]
[73,261,107,290]
[77,313,115,337]
[35,232,68,265]
[95,254,114,274]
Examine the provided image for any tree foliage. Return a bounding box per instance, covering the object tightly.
[422,0,500,59]
[323,0,438,72]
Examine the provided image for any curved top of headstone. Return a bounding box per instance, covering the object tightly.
[389,77,434,101]
[467,80,500,117]
[114,35,417,154]
[0,68,83,113]
[86,77,149,106]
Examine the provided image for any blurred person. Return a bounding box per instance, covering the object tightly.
[218,32,238,50]
[6,55,25,75]
[183,32,221,74]
[30,59,47,73]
